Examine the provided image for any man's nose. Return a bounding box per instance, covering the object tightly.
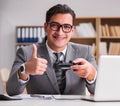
[57,26,64,34]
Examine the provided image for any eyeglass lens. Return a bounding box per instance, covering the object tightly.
[48,22,72,33]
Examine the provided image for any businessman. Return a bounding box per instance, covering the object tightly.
[6,4,97,96]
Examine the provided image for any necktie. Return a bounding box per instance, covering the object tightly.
[53,52,66,94]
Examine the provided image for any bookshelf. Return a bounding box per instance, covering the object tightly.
[15,17,120,63]
[73,17,120,63]
[73,17,99,63]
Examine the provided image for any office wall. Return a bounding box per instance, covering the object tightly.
[0,0,120,70]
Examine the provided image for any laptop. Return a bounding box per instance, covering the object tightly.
[81,55,120,102]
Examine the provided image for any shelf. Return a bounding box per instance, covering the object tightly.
[100,37,120,42]
[70,37,96,45]
[16,43,34,46]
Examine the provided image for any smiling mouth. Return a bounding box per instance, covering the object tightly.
[53,35,66,40]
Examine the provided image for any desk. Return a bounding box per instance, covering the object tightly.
[1,95,120,106]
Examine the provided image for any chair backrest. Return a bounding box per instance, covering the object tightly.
[0,72,4,94]
[0,68,10,94]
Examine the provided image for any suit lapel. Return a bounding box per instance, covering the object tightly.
[65,43,77,62]
[64,43,77,93]
[37,43,59,93]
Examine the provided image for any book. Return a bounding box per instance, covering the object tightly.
[109,26,116,37]
[99,42,108,55]
[109,42,120,55]
[102,25,107,37]
[105,24,110,37]
[76,22,95,37]
[114,26,120,36]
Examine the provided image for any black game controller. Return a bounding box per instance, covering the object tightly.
[54,61,80,70]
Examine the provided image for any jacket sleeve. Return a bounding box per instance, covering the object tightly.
[6,46,32,96]
[85,45,97,95]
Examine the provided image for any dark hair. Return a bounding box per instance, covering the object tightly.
[46,4,76,25]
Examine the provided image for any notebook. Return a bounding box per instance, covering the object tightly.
[81,55,120,101]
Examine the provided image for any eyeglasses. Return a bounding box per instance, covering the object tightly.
[47,21,73,33]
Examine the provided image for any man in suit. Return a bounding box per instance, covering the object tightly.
[6,4,97,96]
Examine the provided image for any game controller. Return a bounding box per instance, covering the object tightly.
[54,61,80,70]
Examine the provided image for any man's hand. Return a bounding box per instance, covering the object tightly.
[25,44,48,75]
[18,44,48,81]
[70,58,96,81]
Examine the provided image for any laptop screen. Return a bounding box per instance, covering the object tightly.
[94,55,120,101]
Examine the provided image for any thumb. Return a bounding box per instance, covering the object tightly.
[31,44,37,58]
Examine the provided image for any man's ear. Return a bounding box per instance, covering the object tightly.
[71,26,75,33]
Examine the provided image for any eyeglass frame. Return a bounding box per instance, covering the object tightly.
[47,21,73,33]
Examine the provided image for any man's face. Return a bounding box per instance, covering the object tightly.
[44,13,75,52]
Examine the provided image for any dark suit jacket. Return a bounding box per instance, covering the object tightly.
[6,42,97,96]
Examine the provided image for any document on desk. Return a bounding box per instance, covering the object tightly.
[30,94,53,100]
[53,95,83,100]
[0,94,53,100]
[0,94,84,100]
[11,94,53,100]
[21,94,83,100]
[17,94,84,100]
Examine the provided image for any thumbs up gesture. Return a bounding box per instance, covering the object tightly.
[25,44,48,75]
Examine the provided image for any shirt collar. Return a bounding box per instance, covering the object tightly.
[46,40,67,57]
